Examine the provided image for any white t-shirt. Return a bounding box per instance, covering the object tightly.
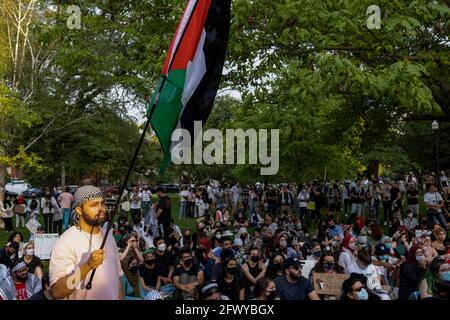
[130,192,142,209]
[49,226,123,300]
[231,186,240,203]
[141,190,152,202]
[297,191,309,207]
[180,190,189,202]
[424,192,443,207]
[346,262,381,288]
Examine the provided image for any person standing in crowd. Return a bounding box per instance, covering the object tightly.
[341,183,351,216]
[217,257,245,300]
[381,180,392,226]
[15,193,26,228]
[440,171,448,191]
[0,195,14,232]
[350,179,364,216]
[26,193,40,221]
[49,186,124,300]
[274,257,320,300]
[363,182,374,218]
[390,181,402,220]
[0,259,41,300]
[179,185,189,219]
[58,187,73,230]
[141,185,152,220]
[424,183,448,231]
[154,187,172,241]
[41,191,59,234]
[279,185,293,216]
[297,185,309,220]
[406,183,420,217]
[20,242,43,279]
[265,186,278,216]
[372,182,382,223]
[130,186,142,224]
[231,183,241,213]
[173,248,205,300]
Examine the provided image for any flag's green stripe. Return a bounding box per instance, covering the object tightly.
[148,69,187,172]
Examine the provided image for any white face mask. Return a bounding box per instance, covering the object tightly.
[157,243,167,252]
[215,234,222,239]
[279,240,287,248]
[26,249,34,256]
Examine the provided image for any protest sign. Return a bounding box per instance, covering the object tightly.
[312,273,350,296]
[25,218,41,234]
[300,260,316,279]
[35,233,59,260]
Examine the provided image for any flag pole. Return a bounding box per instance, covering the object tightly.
[86,0,200,290]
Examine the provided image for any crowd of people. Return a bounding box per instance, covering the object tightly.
[0,170,449,300]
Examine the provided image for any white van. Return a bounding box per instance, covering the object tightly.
[5,180,31,195]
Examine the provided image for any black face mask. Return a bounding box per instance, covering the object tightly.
[226,267,238,275]
[251,256,259,263]
[274,263,283,271]
[184,258,193,267]
[267,290,277,300]
[199,228,205,233]
[329,225,336,230]
[145,259,155,266]
[128,265,138,274]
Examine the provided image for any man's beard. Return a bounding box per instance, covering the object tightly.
[82,211,105,227]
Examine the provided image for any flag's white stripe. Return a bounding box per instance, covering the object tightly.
[166,0,199,74]
[170,28,207,154]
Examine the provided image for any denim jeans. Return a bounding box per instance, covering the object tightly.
[427,210,448,230]
[179,201,186,218]
[159,284,176,296]
[63,208,71,230]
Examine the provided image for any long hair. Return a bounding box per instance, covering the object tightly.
[220,257,240,299]
[423,256,447,296]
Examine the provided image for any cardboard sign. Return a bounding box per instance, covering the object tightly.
[300,260,316,279]
[25,218,41,234]
[415,229,432,238]
[312,273,350,296]
[35,233,59,260]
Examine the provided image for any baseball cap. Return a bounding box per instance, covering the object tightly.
[374,243,390,255]
[283,257,303,270]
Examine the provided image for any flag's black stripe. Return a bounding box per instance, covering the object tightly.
[178,0,231,138]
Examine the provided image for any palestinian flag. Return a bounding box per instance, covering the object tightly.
[148,0,231,171]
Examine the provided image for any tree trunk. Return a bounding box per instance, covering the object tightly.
[367,160,380,180]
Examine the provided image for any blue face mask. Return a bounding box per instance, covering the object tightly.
[378,255,389,261]
[440,271,450,282]
[357,288,369,300]
[313,251,322,258]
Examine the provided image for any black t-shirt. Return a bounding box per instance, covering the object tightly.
[274,275,314,300]
[173,264,201,278]
[390,187,401,202]
[350,187,364,204]
[138,264,159,288]
[0,248,14,268]
[406,189,418,205]
[21,256,42,274]
[156,195,171,224]
[266,190,278,205]
[155,251,175,277]
[217,277,245,301]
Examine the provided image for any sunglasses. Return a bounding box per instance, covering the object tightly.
[289,266,300,270]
